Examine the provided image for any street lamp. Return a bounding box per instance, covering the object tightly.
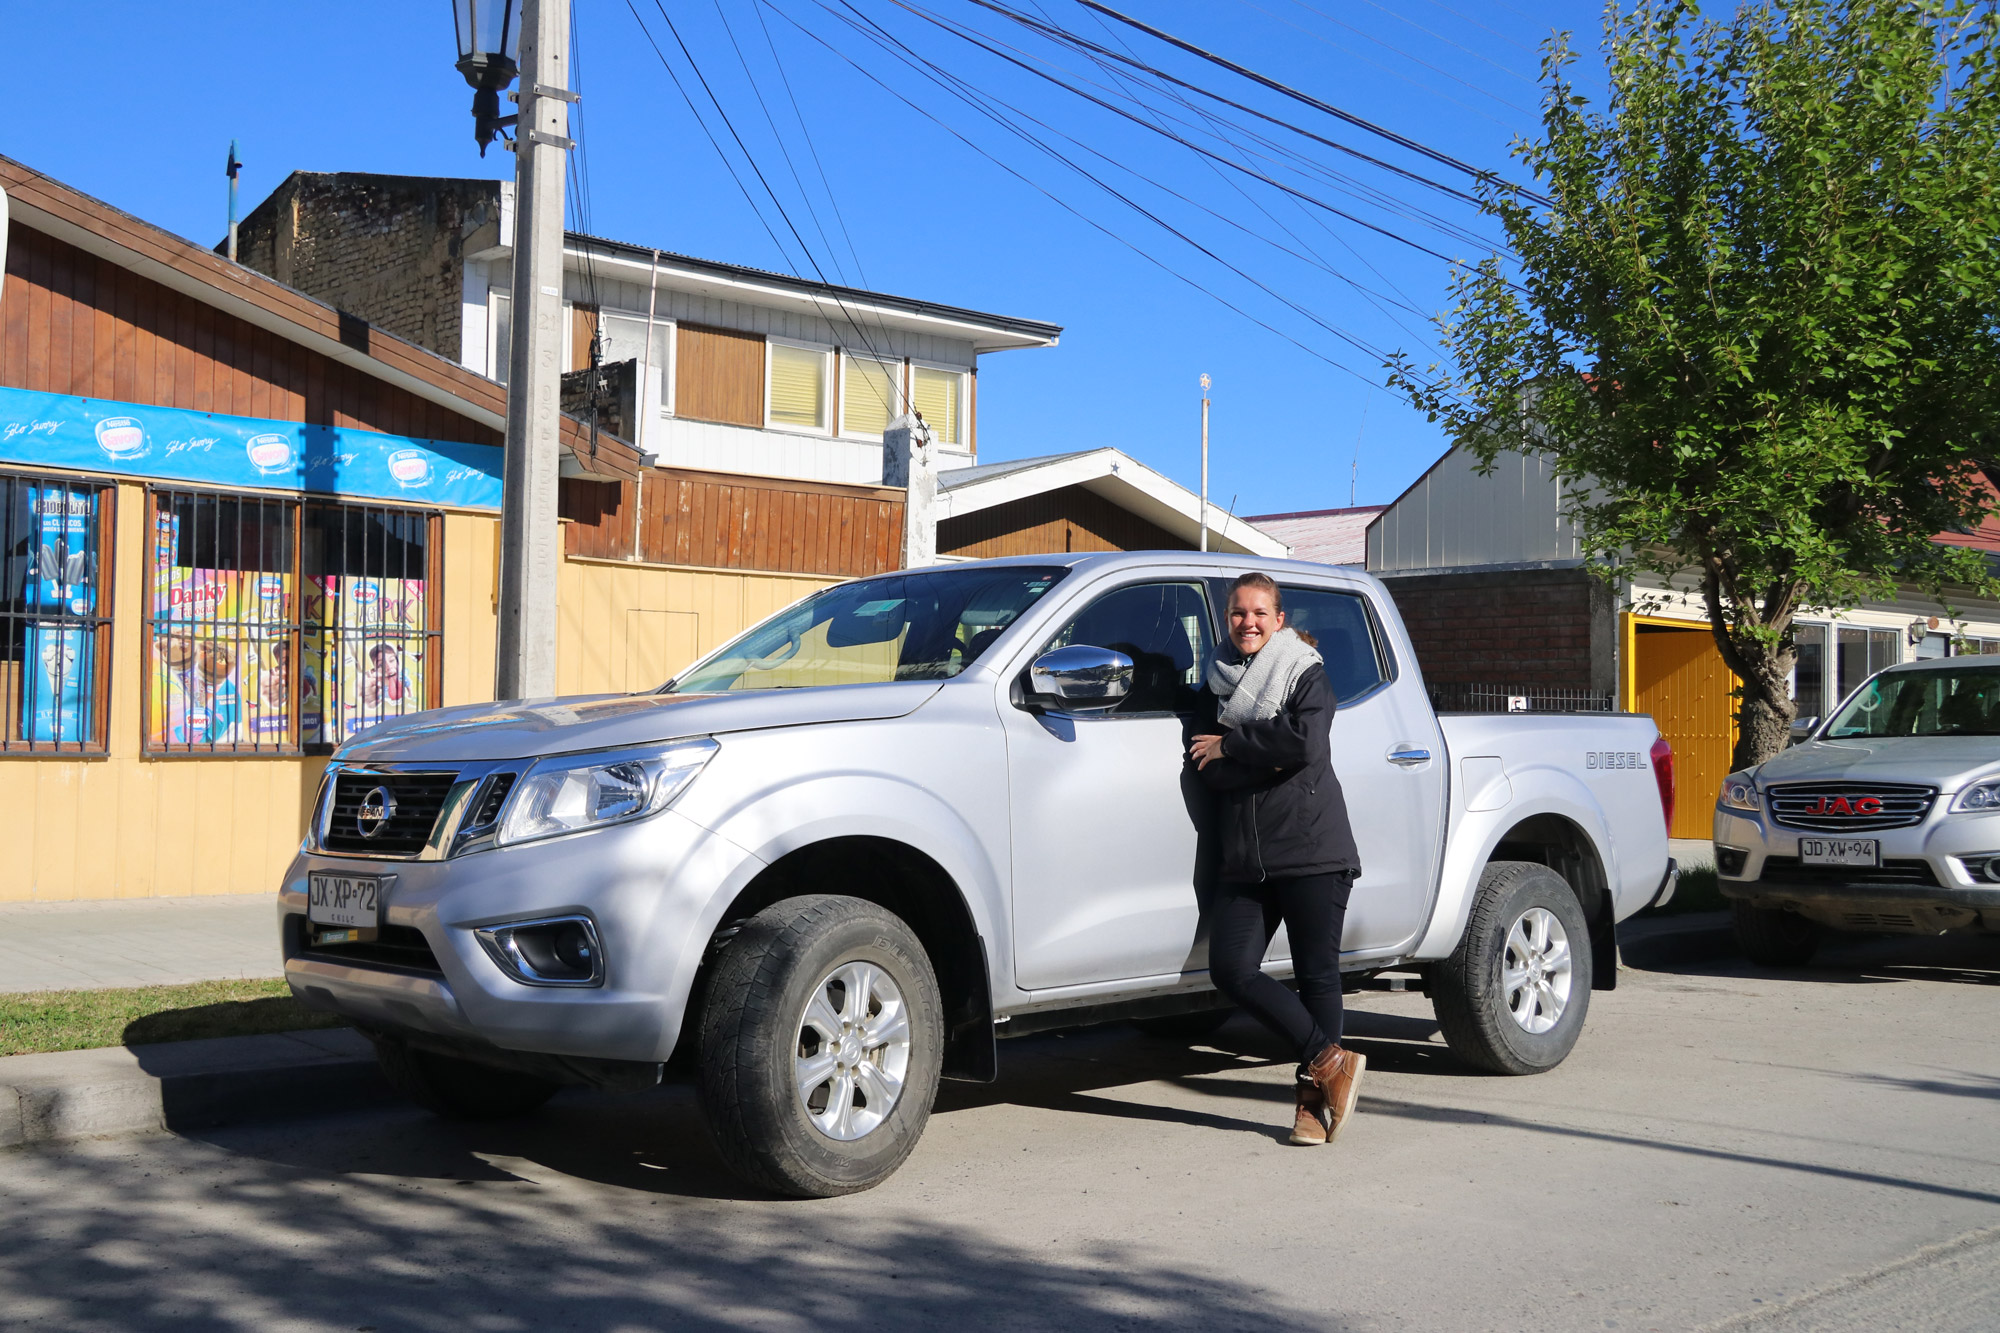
[450,0,572,702]
[452,0,522,156]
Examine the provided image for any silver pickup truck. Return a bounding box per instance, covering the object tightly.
[1716,654,2000,965]
[281,551,1674,1195]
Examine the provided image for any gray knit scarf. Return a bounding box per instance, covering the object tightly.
[1207,626,1321,727]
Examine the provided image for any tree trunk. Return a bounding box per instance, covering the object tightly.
[1728,643,1796,771]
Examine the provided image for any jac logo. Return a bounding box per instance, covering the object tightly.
[1807,795,1884,817]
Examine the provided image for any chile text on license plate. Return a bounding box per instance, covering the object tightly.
[1799,838,1879,868]
[308,874,382,929]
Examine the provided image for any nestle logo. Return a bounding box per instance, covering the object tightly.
[1804,794,1884,817]
[1586,751,1647,770]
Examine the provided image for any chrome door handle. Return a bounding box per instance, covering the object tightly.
[1387,747,1432,765]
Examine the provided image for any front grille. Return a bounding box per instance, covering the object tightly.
[1767,781,1936,832]
[1759,856,1940,888]
[321,771,458,855]
[303,923,443,975]
[1843,911,1919,931]
[469,772,516,828]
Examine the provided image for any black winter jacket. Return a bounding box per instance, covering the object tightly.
[1192,662,1361,882]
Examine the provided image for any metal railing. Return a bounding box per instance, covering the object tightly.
[1427,683,1617,714]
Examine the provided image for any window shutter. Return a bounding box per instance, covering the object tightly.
[769,344,828,430]
[913,367,962,445]
[842,355,900,437]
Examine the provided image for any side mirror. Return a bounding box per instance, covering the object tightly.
[1788,716,1818,745]
[1028,645,1132,712]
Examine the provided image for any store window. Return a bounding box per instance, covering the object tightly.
[145,489,440,754]
[841,353,903,439]
[1792,623,1828,722]
[0,471,115,754]
[767,341,831,433]
[912,365,965,446]
[1835,626,1899,705]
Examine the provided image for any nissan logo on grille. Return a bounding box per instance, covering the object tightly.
[355,786,397,840]
[1767,782,1935,832]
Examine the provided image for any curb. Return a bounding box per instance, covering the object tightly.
[0,1027,390,1148]
[1619,910,1738,970]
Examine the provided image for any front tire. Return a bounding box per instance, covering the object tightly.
[373,1040,560,1120]
[1733,901,1821,967]
[1433,861,1594,1075]
[697,895,944,1198]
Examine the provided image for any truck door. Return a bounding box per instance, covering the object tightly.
[1004,580,1218,990]
[1272,583,1446,957]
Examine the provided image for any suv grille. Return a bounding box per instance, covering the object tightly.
[469,772,517,828]
[1759,856,1940,888]
[303,923,443,976]
[322,772,459,855]
[1766,781,1936,832]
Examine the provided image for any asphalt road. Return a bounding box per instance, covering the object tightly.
[2,933,1997,1333]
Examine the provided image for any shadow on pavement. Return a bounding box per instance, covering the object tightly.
[1627,928,2000,986]
[2,1095,1343,1333]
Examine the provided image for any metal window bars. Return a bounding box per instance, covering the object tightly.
[144,488,442,756]
[0,471,116,754]
[1428,683,1617,714]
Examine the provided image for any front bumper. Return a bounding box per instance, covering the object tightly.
[1713,803,2000,933]
[280,807,762,1065]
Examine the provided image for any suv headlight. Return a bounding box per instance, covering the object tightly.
[1954,780,2000,813]
[497,738,718,847]
[1719,773,1761,812]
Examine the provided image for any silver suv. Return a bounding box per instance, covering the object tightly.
[1715,655,2000,964]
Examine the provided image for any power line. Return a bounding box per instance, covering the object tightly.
[1081,0,1551,205]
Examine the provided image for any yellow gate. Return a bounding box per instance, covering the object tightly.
[1628,617,1739,839]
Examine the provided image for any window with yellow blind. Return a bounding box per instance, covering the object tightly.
[841,353,902,439]
[913,365,966,446]
[767,341,831,433]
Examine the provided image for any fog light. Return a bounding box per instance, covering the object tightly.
[475,914,605,987]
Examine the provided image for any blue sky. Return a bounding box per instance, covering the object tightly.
[9,0,1610,517]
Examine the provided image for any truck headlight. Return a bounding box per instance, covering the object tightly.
[1954,780,2000,813]
[497,738,718,847]
[1719,774,1762,812]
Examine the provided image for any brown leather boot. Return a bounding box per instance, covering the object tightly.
[1289,1071,1332,1145]
[1306,1043,1367,1141]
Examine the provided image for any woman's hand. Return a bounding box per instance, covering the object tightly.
[1188,733,1227,769]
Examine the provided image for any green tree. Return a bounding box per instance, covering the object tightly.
[1392,0,2000,768]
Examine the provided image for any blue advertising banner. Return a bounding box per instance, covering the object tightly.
[0,386,504,511]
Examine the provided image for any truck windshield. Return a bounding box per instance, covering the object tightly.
[1825,665,2000,738]
[669,566,1068,693]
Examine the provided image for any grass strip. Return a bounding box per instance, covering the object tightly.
[0,978,347,1057]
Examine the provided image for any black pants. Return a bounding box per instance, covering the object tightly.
[1208,871,1354,1066]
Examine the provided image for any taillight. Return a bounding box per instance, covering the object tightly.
[1650,736,1675,832]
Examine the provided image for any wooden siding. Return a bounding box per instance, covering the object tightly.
[675,323,764,427]
[569,304,597,373]
[1,226,501,445]
[562,468,903,578]
[939,486,1190,559]
[557,558,832,697]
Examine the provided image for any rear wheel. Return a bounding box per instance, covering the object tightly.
[697,895,944,1198]
[374,1040,560,1120]
[1733,901,1821,967]
[1433,861,1594,1075]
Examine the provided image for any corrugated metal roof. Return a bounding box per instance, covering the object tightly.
[1242,506,1385,566]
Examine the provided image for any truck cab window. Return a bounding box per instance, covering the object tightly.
[1278,586,1389,704]
[1042,581,1213,715]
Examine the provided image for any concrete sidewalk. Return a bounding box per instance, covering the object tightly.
[0,896,281,993]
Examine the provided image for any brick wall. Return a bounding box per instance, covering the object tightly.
[234,172,499,361]
[1377,567,1617,694]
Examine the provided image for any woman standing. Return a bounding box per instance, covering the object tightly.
[1189,572,1366,1145]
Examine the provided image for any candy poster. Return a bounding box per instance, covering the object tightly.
[147,512,296,748]
[306,576,429,745]
[19,484,99,743]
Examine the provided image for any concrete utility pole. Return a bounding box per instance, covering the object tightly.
[494,0,573,701]
[1198,373,1211,552]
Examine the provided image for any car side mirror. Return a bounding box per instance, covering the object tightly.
[1028,645,1132,712]
[1788,716,1818,744]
